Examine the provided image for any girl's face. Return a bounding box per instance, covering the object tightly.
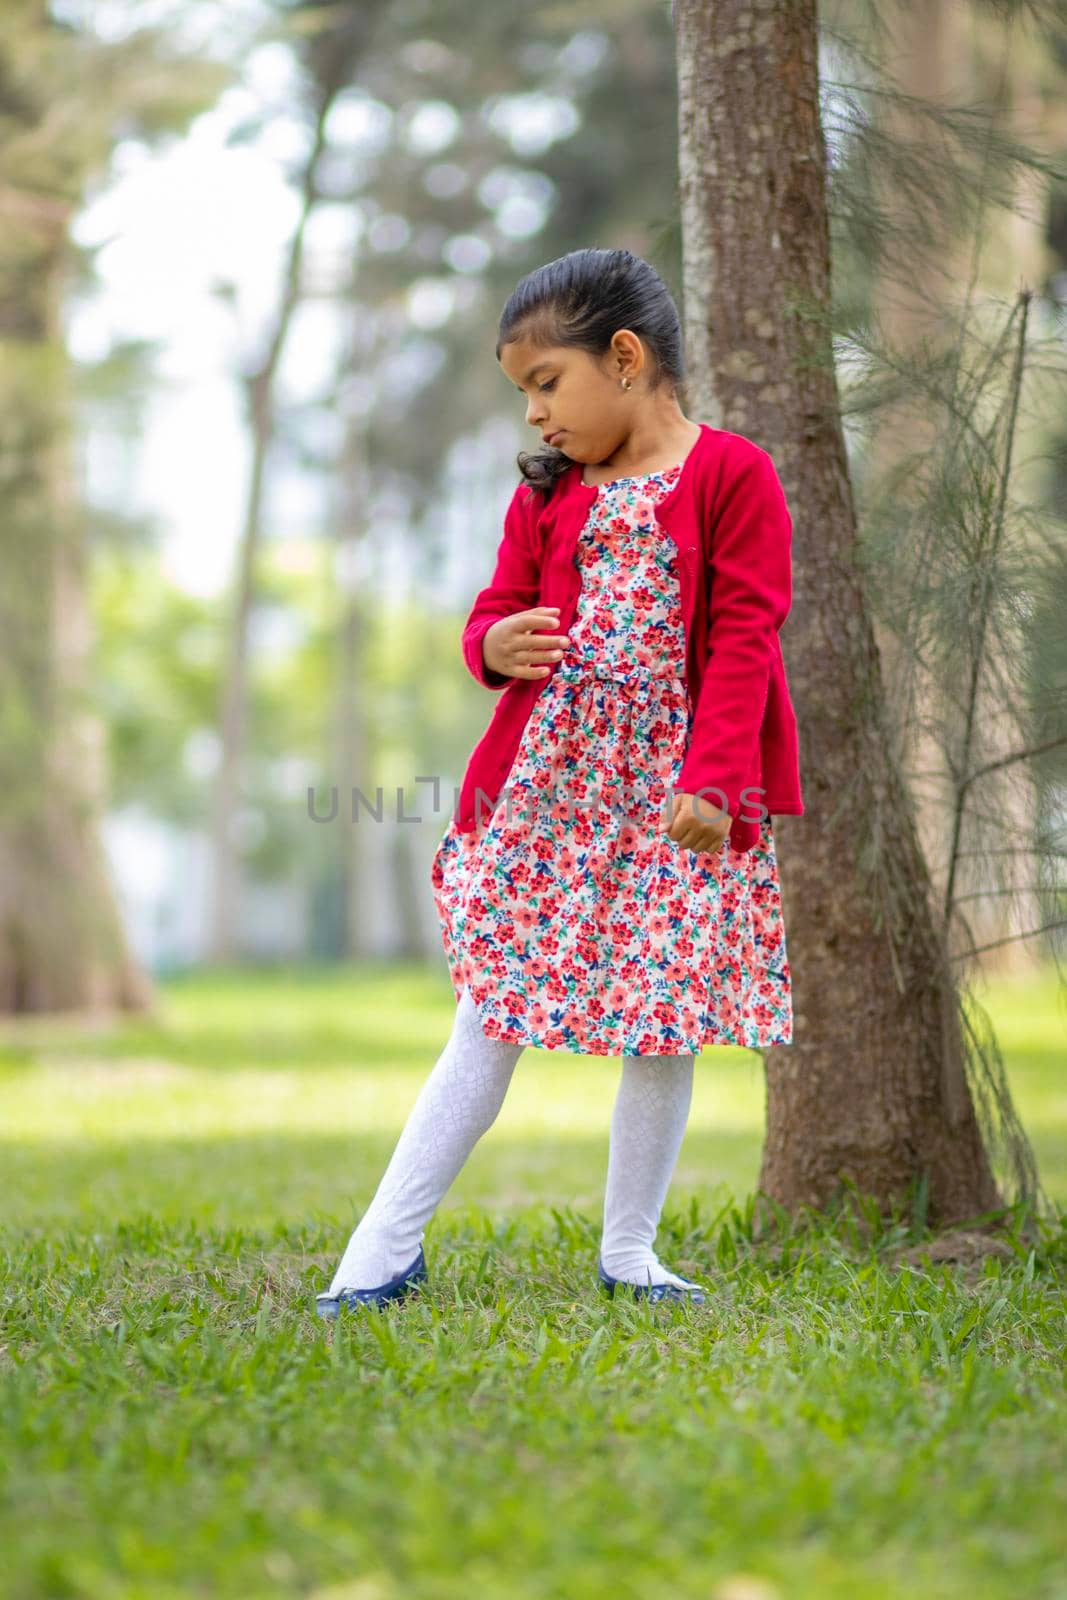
[498,329,646,465]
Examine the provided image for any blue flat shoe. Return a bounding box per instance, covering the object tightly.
[597,1256,707,1304]
[315,1246,428,1319]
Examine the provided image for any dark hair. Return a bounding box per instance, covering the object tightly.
[496,247,687,497]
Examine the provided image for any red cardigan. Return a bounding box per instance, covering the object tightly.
[457,422,804,854]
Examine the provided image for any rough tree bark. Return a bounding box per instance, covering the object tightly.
[673,0,1002,1224]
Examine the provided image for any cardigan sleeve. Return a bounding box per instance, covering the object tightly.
[676,443,793,823]
[461,481,544,689]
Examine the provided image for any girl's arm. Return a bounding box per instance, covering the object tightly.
[461,482,543,689]
[676,442,793,822]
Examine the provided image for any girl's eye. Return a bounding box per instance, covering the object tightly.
[539,379,556,393]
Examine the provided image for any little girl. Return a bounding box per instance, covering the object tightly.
[316,246,803,1318]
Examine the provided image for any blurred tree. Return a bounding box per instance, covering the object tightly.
[863,0,1060,977]
[204,1,382,960]
[205,0,687,959]
[321,0,691,957]
[0,0,230,1012]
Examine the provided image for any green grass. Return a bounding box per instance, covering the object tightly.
[1,962,1065,1600]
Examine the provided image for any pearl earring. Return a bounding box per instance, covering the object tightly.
[620,377,632,390]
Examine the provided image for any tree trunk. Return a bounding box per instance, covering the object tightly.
[205,83,340,961]
[333,412,373,961]
[0,221,153,1016]
[673,0,1002,1224]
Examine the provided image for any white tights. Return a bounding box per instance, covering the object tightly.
[327,985,696,1296]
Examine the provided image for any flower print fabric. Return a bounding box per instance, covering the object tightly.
[431,461,793,1056]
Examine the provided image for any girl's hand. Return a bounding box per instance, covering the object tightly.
[483,607,570,680]
[659,791,731,854]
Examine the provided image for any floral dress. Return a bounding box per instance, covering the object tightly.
[430,460,793,1057]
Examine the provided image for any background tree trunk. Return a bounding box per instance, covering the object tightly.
[673,0,1002,1225]
[333,409,373,961]
[0,137,152,1016]
[204,87,338,962]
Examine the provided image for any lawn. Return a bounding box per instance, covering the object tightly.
[1,961,1065,1600]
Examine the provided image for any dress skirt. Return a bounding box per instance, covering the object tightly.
[430,459,793,1057]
